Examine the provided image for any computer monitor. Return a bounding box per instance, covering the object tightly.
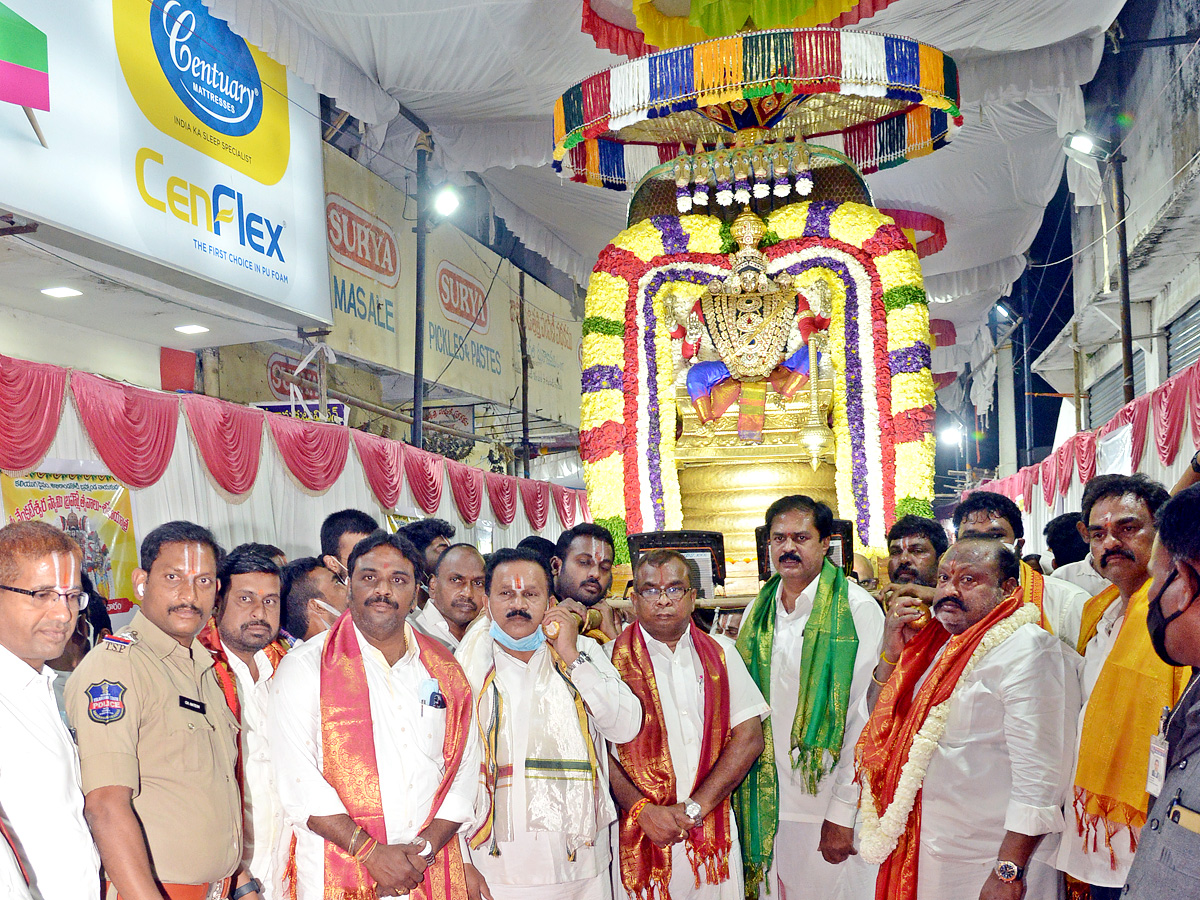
[626,530,725,600]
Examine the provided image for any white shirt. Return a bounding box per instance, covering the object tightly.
[465,639,641,888]
[1051,556,1110,600]
[411,602,461,651]
[623,629,769,900]
[268,623,480,900]
[0,643,100,900]
[919,624,1080,871]
[0,829,34,900]
[750,577,884,827]
[1057,596,1134,887]
[1037,573,1090,651]
[223,642,284,900]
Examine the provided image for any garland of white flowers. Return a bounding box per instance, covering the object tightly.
[858,602,1042,864]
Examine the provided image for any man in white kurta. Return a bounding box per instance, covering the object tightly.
[0,522,100,900]
[861,540,1080,900]
[268,532,480,900]
[608,550,769,900]
[410,544,486,652]
[736,496,884,900]
[458,548,641,899]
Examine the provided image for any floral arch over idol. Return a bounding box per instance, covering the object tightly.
[559,26,952,581]
[580,198,936,573]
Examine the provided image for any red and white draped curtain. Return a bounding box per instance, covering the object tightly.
[0,353,590,532]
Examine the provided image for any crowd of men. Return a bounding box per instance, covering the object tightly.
[3,468,1200,900]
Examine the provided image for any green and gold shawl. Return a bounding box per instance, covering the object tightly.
[732,558,859,893]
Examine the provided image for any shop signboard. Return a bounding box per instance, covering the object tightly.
[1,471,140,630]
[323,145,522,408]
[0,0,329,323]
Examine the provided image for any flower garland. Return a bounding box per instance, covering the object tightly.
[580,203,935,560]
[858,602,1042,863]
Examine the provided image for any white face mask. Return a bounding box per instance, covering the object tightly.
[313,598,342,624]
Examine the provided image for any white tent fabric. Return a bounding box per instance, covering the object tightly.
[199,0,1128,370]
[38,396,563,564]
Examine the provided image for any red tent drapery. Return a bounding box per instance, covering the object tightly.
[266,415,348,492]
[71,372,178,488]
[1151,372,1190,465]
[1075,432,1097,483]
[0,354,66,472]
[352,430,405,510]
[404,445,445,515]
[518,478,551,531]
[485,472,518,525]
[551,484,577,529]
[183,394,264,495]
[446,460,485,525]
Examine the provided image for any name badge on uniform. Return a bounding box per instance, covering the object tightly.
[1148,734,1169,796]
[179,695,207,715]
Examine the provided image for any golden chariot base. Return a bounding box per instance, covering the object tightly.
[674,384,837,597]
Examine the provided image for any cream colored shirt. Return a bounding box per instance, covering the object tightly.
[464,638,641,888]
[753,576,884,828]
[224,643,285,900]
[1057,596,1135,887]
[66,611,242,885]
[0,642,100,900]
[269,622,480,900]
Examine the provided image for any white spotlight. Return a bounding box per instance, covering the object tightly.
[434,186,460,217]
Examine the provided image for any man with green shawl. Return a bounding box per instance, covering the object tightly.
[733,495,884,899]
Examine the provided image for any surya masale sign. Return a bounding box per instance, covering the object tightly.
[0,0,329,322]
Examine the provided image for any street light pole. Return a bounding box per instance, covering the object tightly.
[1019,273,1035,466]
[412,132,433,449]
[1111,152,1136,404]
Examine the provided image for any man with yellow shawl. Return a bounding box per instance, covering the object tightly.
[609,549,768,900]
[456,548,640,900]
[1056,475,1190,900]
[952,490,1090,648]
[733,495,884,899]
[857,539,1079,900]
[268,531,480,900]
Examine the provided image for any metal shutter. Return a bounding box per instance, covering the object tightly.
[1089,349,1146,429]
[1168,298,1200,375]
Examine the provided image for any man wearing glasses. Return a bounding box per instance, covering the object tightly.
[66,521,243,900]
[608,549,768,900]
[0,520,101,900]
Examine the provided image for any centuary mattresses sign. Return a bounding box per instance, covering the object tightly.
[0,0,328,322]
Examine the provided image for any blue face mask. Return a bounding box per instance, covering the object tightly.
[490,618,545,653]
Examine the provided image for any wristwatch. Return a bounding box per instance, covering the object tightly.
[684,797,702,820]
[993,860,1025,883]
[418,838,436,866]
[565,650,592,676]
[231,879,262,900]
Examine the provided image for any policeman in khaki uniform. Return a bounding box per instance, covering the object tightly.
[66,522,250,900]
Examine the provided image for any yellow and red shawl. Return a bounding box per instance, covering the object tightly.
[311,614,472,900]
[1018,561,1049,633]
[856,597,1023,900]
[611,622,731,900]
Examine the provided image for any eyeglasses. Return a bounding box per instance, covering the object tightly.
[0,584,89,610]
[635,586,691,601]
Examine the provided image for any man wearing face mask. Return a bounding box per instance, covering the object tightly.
[1122,484,1200,899]
[456,548,640,899]
[1057,475,1190,900]
[318,509,378,597]
[281,558,346,642]
[734,495,884,900]
[951,491,1089,648]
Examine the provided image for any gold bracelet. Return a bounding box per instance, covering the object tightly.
[871,670,887,686]
[347,825,363,855]
[357,837,379,863]
[879,649,899,667]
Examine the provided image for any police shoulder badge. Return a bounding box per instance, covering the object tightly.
[86,680,127,723]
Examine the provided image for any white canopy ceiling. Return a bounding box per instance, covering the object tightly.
[203,0,1125,334]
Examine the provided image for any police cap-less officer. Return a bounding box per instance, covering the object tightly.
[66,521,243,900]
